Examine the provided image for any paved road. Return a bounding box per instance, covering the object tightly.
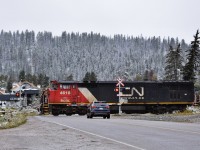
[38,115,200,150]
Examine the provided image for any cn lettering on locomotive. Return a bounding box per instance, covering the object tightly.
[118,87,144,97]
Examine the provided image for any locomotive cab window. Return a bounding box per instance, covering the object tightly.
[66,85,70,89]
[51,84,58,90]
[60,84,70,89]
[63,85,67,89]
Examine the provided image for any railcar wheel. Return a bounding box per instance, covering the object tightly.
[52,110,59,116]
[66,113,72,116]
[166,107,173,114]
[78,109,87,116]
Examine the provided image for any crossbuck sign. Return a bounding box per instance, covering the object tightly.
[116,78,124,87]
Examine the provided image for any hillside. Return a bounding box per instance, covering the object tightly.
[0,30,189,81]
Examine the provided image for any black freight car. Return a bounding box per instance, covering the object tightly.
[79,81,194,114]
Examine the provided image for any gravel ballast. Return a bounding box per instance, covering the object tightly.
[112,113,200,123]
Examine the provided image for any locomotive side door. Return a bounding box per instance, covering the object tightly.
[71,84,78,104]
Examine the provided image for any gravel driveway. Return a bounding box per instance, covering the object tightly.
[0,116,131,150]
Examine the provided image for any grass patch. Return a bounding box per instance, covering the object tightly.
[173,106,200,116]
[173,109,194,116]
[0,109,38,129]
[112,114,122,116]
[1,113,27,129]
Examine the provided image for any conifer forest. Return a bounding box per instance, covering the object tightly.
[0,30,194,81]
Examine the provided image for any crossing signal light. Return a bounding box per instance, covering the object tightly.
[15,92,20,97]
[114,87,119,92]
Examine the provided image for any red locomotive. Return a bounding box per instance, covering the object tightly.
[40,80,94,116]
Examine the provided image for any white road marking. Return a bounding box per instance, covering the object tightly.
[44,120,146,150]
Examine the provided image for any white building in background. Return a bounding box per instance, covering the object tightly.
[11,81,39,94]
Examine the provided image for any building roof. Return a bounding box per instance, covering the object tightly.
[11,81,39,92]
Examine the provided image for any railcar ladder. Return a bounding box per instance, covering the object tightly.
[43,103,49,115]
[41,93,49,115]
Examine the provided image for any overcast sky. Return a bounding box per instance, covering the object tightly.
[0,0,199,43]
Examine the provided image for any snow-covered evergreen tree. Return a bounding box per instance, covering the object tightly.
[164,44,183,80]
[183,30,200,82]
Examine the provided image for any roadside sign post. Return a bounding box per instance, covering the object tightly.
[116,78,124,114]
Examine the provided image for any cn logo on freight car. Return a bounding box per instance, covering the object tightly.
[119,87,144,99]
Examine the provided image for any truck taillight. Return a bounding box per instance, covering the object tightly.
[92,106,96,108]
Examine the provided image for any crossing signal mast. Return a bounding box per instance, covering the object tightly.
[116,78,124,114]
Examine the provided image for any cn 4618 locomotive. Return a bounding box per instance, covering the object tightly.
[40,80,194,115]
